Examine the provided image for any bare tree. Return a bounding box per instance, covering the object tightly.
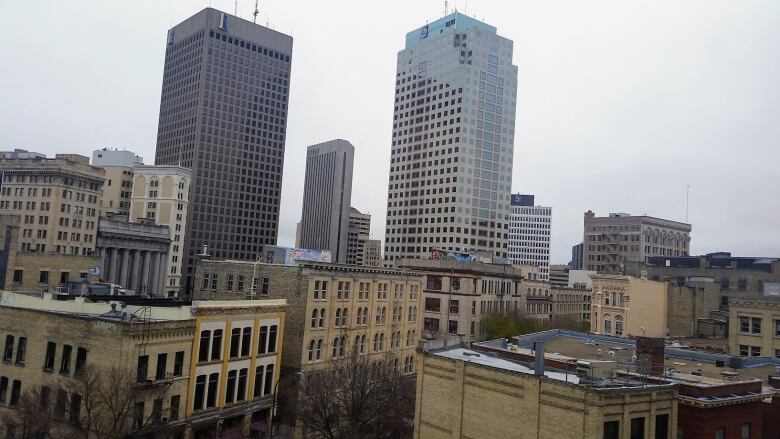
[1,386,55,439]
[297,352,415,439]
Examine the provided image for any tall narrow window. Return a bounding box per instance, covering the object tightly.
[211,329,222,361]
[225,370,237,404]
[173,351,184,377]
[10,380,21,405]
[259,326,268,354]
[0,376,8,403]
[254,365,265,397]
[15,337,26,363]
[194,375,206,410]
[655,414,669,439]
[230,328,241,359]
[44,342,56,371]
[603,421,620,439]
[241,327,252,357]
[136,355,148,383]
[198,330,211,362]
[3,335,14,362]
[170,395,180,421]
[75,347,88,375]
[268,325,278,353]
[237,368,248,401]
[70,393,82,423]
[630,417,645,439]
[264,364,274,396]
[155,353,167,380]
[60,344,73,374]
[206,373,219,408]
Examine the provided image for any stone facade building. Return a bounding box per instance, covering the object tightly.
[590,274,668,338]
[0,150,104,256]
[363,239,382,267]
[729,297,780,358]
[583,210,691,274]
[0,291,285,439]
[130,165,192,297]
[96,218,170,295]
[193,259,424,375]
[395,258,525,342]
[91,149,144,216]
[414,343,678,439]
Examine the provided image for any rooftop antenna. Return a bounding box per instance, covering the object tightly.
[444,0,448,15]
[234,0,238,16]
[685,185,690,223]
[253,0,259,23]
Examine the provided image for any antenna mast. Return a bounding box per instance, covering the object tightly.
[444,0,449,15]
[253,0,259,23]
[234,0,238,16]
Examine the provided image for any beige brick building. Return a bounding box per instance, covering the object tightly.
[129,165,191,297]
[194,259,424,375]
[590,274,668,338]
[729,297,780,358]
[395,258,526,342]
[0,291,285,439]
[91,148,144,217]
[583,211,691,274]
[0,150,104,256]
[414,344,678,439]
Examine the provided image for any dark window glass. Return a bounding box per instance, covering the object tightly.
[258,326,268,354]
[225,370,237,404]
[70,393,82,422]
[16,337,27,363]
[10,380,21,405]
[630,417,645,439]
[254,365,264,397]
[268,325,277,353]
[206,373,219,407]
[198,330,210,362]
[136,355,148,383]
[75,347,87,374]
[173,351,184,376]
[230,328,241,358]
[0,376,8,403]
[3,335,14,362]
[263,364,274,396]
[43,342,56,371]
[604,421,620,439]
[241,327,252,357]
[194,375,206,410]
[237,368,248,401]
[60,344,72,373]
[132,401,144,429]
[170,395,180,421]
[155,353,167,380]
[655,414,669,439]
[211,330,222,361]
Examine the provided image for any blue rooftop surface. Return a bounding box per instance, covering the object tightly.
[405,12,497,49]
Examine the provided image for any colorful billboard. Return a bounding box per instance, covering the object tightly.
[284,248,332,265]
[431,248,476,262]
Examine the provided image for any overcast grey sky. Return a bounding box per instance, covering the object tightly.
[1,0,778,263]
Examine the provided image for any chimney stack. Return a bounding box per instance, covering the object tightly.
[534,341,545,376]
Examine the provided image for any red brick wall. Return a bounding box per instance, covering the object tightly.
[762,396,780,439]
[678,402,764,439]
[677,381,762,399]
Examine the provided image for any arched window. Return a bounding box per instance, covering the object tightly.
[373,333,379,351]
[316,339,323,360]
[603,314,613,334]
[381,307,387,323]
[360,335,366,353]
[311,309,318,328]
[354,335,361,354]
[319,309,326,327]
[356,308,362,325]
[375,307,382,324]
[335,309,341,327]
[339,336,346,357]
[342,308,349,326]
[332,337,340,358]
[363,307,369,325]
[308,340,315,362]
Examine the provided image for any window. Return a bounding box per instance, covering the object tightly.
[173,351,184,376]
[39,270,49,284]
[630,417,645,439]
[449,299,459,314]
[198,330,211,362]
[12,270,22,284]
[194,375,206,410]
[268,325,277,353]
[739,345,749,356]
[738,278,748,290]
[230,328,241,358]
[615,316,624,336]
[241,327,252,357]
[10,380,21,405]
[155,353,167,380]
[206,373,219,408]
[425,297,441,312]
[751,346,761,357]
[55,389,67,417]
[71,393,82,423]
[211,329,223,360]
[75,347,87,375]
[740,316,750,333]
[313,280,328,299]
[132,401,144,429]
[225,370,237,404]
[751,317,762,334]
[427,276,442,290]
[254,365,265,396]
[655,414,669,439]
[776,319,780,337]
[604,318,612,334]
[603,421,620,439]
[237,368,248,401]
[151,398,163,424]
[137,355,148,382]
[720,277,730,289]
[715,428,725,439]
[424,318,440,332]
[0,376,7,403]
[2,335,13,362]
[741,423,751,439]
[259,326,268,354]
[448,320,458,335]
[170,395,180,421]
[43,342,56,371]
[264,364,274,396]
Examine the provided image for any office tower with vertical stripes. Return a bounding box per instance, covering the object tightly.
[154,8,293,292]
[384,12,517,262]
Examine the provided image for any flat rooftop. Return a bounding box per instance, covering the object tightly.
[433,347,579,384]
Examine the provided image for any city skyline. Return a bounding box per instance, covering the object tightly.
[1,1,779,262]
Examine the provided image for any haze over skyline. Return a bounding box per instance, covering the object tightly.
[1,0,778,263]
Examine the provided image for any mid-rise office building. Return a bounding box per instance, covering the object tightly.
[570,242,583,269]
[0,150,104,256]
[363,239,382,267]
[384,12,518,262]
[346,207,370,266]
[154,8,293,293]
[729,297,780,358]
[130,165,192,297]
[91,148,144,216]
[583,211,691,274]
[298,140,354,263]
[508,194,551,280]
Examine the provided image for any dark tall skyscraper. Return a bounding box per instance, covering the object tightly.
[155,8,293,293]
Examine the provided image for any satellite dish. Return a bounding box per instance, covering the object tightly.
[88,267,102,276]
